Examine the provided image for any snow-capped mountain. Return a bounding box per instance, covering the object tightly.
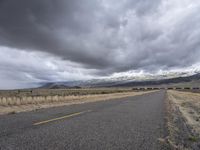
[89,69,200,83]
[39,64,200,88]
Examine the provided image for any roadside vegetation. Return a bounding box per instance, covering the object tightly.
[0,88,133,97]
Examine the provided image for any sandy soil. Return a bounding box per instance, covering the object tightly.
[0,91,154,115]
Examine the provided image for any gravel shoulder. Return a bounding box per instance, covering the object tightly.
[167,90,200,149]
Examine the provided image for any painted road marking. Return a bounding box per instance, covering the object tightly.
[33,110,92,126]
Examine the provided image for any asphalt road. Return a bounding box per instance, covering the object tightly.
[0,91,168,150]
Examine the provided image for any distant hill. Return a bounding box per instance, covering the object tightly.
[40,83,81,89]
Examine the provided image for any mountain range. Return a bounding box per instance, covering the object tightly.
[39,71,200,89]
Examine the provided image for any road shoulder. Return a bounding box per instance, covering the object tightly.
[166,90,200,149]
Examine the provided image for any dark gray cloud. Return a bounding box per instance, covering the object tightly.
[0,0,200,88]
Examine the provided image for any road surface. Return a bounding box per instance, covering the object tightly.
[0,91,168,150]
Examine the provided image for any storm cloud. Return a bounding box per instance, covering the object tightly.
[0,0,200,88]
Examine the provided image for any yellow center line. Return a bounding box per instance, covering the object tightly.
[33,110,92,126]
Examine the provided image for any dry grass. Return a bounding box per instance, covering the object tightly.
[0,88,134,107]
[0,88,133,97]
[167,90,200,135]
[0,90,155,115]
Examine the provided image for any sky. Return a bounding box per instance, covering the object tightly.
[0,0,200,89]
